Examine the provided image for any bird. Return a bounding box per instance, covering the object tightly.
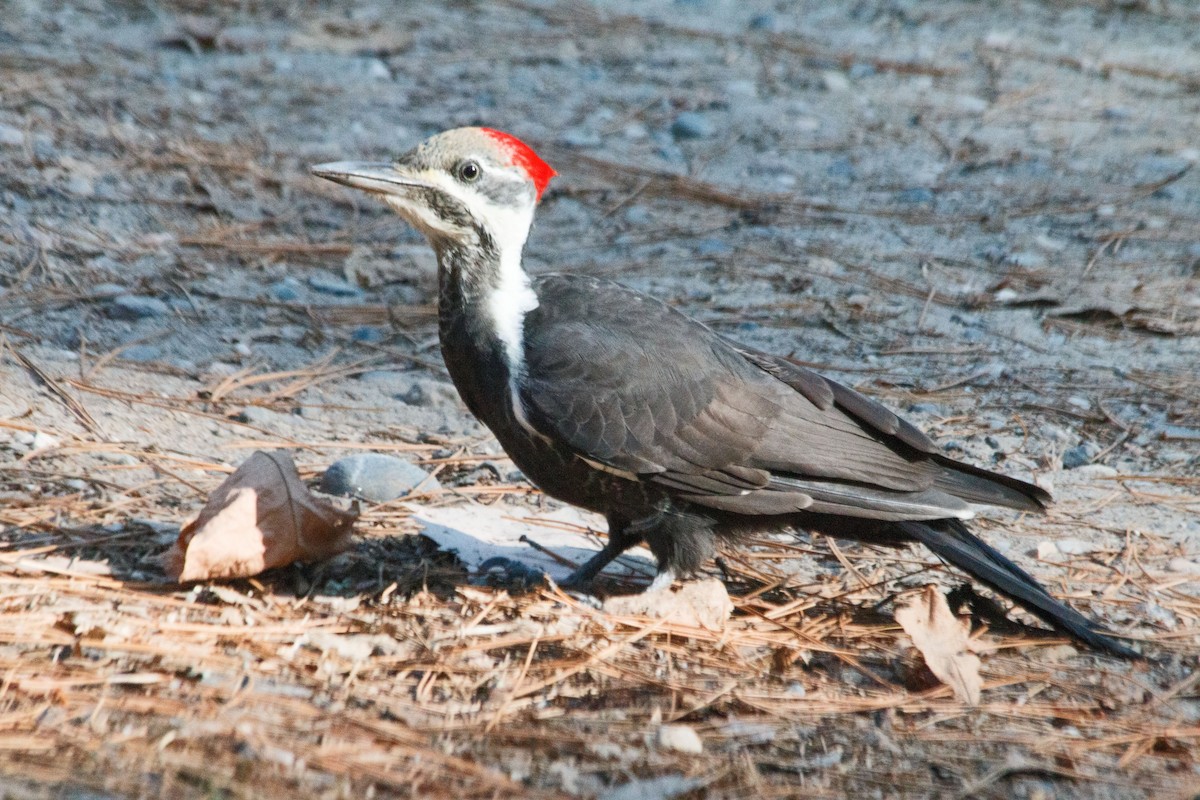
[312,126,1134,657]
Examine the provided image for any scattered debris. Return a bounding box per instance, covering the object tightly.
[163,450,357,581]
[894,585,985,705]
[603,578,734,630]
[656,723,704,754]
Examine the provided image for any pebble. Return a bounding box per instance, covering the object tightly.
[351,325,385,343]
[237,406,295,427]
[400,378,460,408]
[624,205,652,225]
[268,278,304,302]
[306,273,363,298]
[561,127,602,148]
[0,124,24,146]
[670,112,714,140]
[31,430,60,450]
[848,62,875,79]
[907,402,942,415]
[110,294,169,319]
[1061,441,1100,469]
[821,70,851,92]
[1072,463,1117,479]
[120,345,163,362]
[320,454,439,502]
[601,775,703,800]
[747,13,778,32]
[826,157,856,180]
[694,238,731,256]
[656,724,703,755]
[1168,558,1200,575]
[1006,250,1046,268]
[897,187,934,204]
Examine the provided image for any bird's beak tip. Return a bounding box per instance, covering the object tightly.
[309,161,426,195]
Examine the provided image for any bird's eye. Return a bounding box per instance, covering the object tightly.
[457,161,481,182]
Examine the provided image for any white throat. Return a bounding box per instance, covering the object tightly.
[481,203,539,374]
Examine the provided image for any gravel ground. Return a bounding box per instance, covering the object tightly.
[1,1,1199,798]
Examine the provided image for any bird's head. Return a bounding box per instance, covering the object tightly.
[312,127,556,253]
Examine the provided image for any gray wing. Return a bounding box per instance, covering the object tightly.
[520,274,1047,520]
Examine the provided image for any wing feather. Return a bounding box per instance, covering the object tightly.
[521,274,1046,518]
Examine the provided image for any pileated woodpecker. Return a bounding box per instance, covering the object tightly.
[313,127,1133,656]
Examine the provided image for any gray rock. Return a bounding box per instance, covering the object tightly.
[269,277,304,302]
[307,273,363,298]
[321,454,439,502]
[897,187,934,204]
[1062,441,1100,469]
[561,127,602,148]
[237,406,295,427]
[0,124,24,146]
[601,775,704,800]
[110,294,169,319]
[670,112,714,140]
[120,345,162,362]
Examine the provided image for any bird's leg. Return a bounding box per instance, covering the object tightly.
[559,515,646,589]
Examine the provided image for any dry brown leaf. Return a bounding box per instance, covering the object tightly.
[164,450,357,582]
[894,585,984,704]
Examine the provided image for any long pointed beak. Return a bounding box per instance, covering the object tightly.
[310,161,434,196]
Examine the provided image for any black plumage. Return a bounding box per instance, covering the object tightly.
[312,126,1134,657]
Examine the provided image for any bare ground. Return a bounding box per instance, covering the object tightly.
[1,1,1199,798]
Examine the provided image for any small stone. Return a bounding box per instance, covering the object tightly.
[1072,464,1117,479]
[656,724,703,755]
[908,403,941,415]
[955,95,989,113]
[624,205,651,225]
[93,282,125,297]
[1037,644,1079,663]
[747,13,778,31]
[366,59,391,80]
[694,238,730,256]
[307,273,363,298]
[1062,442,1100,469]
[821,70,851,92]
[351,325,385,343]
[848,62,875,79]
[236,406,295,427]
[320,454,439,502]
[1006,250,1046,268]
[670,112,714,140]
[561,127,602,148]
[110,294,169,319]
[0,124,24,146]
[1167,558,1200,575]
[120,345,163,362]
[1066,395,1091,411]
[268,278,304,302]
[897,187,934,204]
[601,775,703,800]
[31,430,60,450]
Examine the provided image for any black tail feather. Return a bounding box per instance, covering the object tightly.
[900,519,1137,658]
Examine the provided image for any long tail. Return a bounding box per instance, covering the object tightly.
[900,519,1137,658]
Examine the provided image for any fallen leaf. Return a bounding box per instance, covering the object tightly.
[894,585,984,704]
[164,450,357,581]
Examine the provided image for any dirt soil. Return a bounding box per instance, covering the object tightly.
[2,1,1199,798]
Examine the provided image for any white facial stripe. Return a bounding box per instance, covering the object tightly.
[425,162,542,436]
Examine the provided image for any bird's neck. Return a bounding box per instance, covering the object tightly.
[434,220,538,420]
